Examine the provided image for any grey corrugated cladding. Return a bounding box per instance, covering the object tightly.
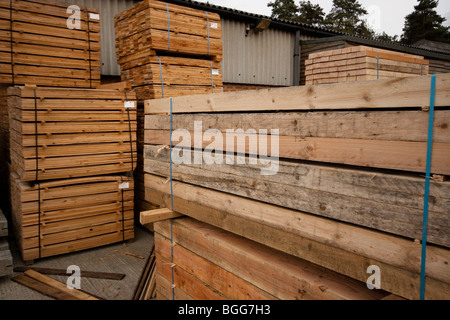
[60,0,138,76]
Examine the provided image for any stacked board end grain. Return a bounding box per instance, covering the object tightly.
[10,172,134,262]
[114,0,223,101]
[144,74,450,300]
[0,86,10,214]
[0,0,101,88]
[305,45,429,85]
[0,208,12,277]
[115,0,224,219]
[7,85,138,261]
[8,86,137,182]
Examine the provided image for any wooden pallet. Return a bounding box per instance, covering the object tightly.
[10,172,135,262]
[305,45,429,85]
[0,0,101,88]
[114,0,222,62]
[143,74,450,300]
[8,86,138,181]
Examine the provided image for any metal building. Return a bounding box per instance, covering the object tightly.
[59,0,450,87]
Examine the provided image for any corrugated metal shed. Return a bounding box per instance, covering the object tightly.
[60,0,138,76]
[221,18,296,86]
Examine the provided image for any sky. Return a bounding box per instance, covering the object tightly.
[195,0,450,37]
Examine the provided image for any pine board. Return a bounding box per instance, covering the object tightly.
[144,174,450,300]
[0,0,100,88]
[8,86,138,181]
[10,171,135,261]
[154,218,396,300]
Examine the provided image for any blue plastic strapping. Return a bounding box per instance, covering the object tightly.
[420,74,437,300]
[169,97,175,300]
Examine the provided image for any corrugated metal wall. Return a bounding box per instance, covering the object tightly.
[221,18,296,86]
[61,0,138,76]
[57,1,321,83]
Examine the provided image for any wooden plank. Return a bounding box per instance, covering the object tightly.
[144,173,450,300]
[155,252,226,300]
[11,273,80,300]
[155,218,391,300]
[145,129,450,175]
[140,208,183,225]
[145,110,450,143]
[23,269,101,300]
[143,146,450,247]
[144,73,450,114]
[155,233,278,300]
[21,229,134,261]
[13,266,126,280]
[10,172,135,261]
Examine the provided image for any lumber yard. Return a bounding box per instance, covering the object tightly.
[0,0,449,307]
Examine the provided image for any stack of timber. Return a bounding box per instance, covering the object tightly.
[10,172,135,262]
[114,0,223,101]
[0,86,10,214]
[0,208,12,277]
[0,0,101,88]
[154,217,402,300]
[115,0,224,219]
[143,74,450,300]
[305,45,429,85]
[118,55,223,101]
[8,86,137,182]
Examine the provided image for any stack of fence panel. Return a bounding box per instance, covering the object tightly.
[0,0,101,88]
[114,0,224,219]
[305,45,429,85]
[143,74,450,300]
[7,86,137,262]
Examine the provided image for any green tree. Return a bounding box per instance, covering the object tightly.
[267,0,299,21]
[297,0,325,26]
[373,31,399,43]
[401,0,450,44]
[324,0,374,37]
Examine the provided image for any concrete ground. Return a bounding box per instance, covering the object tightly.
[0,224,154,300]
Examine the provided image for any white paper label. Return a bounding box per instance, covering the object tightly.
[124,101,136,109]
[89,13,100,20]
[210,22,218,29]
[212,69,220,76]
[118,182,129,190]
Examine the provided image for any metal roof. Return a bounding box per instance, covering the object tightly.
[301,35,450,61]
[161,0,450,61]
[160,0,344,36]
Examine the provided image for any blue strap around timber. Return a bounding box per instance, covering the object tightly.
[420,74,437,300]
[169,97,175,300]
[166,3,171,50]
